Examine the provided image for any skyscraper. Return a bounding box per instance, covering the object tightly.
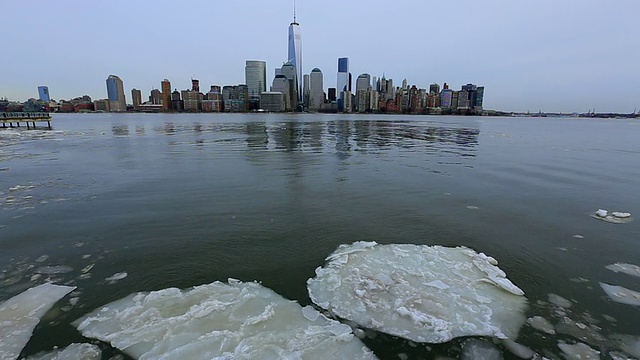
[245,60,267,99]
[309,68,324,111]
[161,79,171,112]
[288,1,302,102]
[131,88,142,110]
[38,86,50,102]
[337,57,349,93]
[106,75,126,112]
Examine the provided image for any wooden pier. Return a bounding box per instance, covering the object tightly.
[1,112,52,130]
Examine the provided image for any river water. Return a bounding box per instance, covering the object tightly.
[1,113,639,359]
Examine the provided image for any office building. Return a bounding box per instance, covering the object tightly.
[150,89,162,105]
[429,83,440,95]
[355,73,372,112]
[279,62,298,110]
[38,86,50,102]
[191,79,200,92]
[106,75,126,112]
[131,88,142,110]
[271,75,291,111]
[245,60,267,100]
[327,88,337,102]
[161,79,172,111]
[260,92,285,112]
[309,68,324,111]
[288,4,302,102]
[337,57,349,94]
[182,90,203,112]
[303,74,310,108]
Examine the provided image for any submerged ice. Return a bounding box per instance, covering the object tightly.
[0,283,76,360]
[74,279,376,360]
[306,242,528,343]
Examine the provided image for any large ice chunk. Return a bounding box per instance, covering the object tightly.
[74,280,376,360]
[25,343,101,360]
[605,263,640,278]
[0,283,76,360]
[307,242,528,343]
[600,283,640,306]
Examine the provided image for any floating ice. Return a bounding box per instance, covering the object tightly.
[592,209,633,224]
[527,316,556,335]
[25,343,101,360]
[461,339,503,360]
[610,334,640,358]
[74,280,376,360]
[35,265,73,275]
[600,283,640,306]
[307,242,528,343]
[557,341,600,360]
[502,339,535,359]
[548,293,572,308]
[0,283,76,360]
[105,272,127,283]
[606,263,640,278]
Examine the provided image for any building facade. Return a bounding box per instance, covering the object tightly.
[161,79,171,112]
[38,86,50,102]
[131,88,142,110]
[309,68,324,111]
[106,75,126,112]
[245,60,267,100]
[288,16,302,102]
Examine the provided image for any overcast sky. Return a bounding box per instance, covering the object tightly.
[2,0,639,112]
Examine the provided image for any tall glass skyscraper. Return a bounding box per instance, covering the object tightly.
[38,86,50,102]
[288,2,302,102]
[106,75,126,112]
[245,60,267,99]
[337,57,349,95]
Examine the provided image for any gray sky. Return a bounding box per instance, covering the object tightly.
[2,0,639,112]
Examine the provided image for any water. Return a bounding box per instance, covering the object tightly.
[1,113,639,359]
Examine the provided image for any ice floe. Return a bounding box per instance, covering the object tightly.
[461,339,503,360]
[527,316,556,335]
[25,343,102,360]
[502,339,535,359]
[557,341,600,359]
[599,283,640,306]
[0,283,76,360]
[610,334,640,358]
[592,209,633,224]
[548,293,572,309]
[606,263,640,278]
[105,272,127,283]
[74,279,376,359]
[307,242,528,343]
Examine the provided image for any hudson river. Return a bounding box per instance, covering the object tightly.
[1,113,639,359]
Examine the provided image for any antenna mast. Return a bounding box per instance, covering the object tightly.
[293,0,297,23]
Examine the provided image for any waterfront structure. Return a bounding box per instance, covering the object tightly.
[260,92,285,112]
[288,2,302,101]
[106,75,126,112]
[309,68,324,111]
[161,79,171,111]
[38,86,50,102]
[131,88,142,110]
[245,61,267,100]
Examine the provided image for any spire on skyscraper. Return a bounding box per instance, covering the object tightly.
[293,0,297,24]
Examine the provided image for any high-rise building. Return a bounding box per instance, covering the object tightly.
[245,60,267,100]
[191,79,200,92]
[150,89,162,105]
[429,83,440,95]
[272,75,292,111]
[38,86,50,102]
[131,88,142,110]
[328,88,337,102]
[355,73,372,112]
[303,74,310,108]
[161,79,171,111]
[337,57,349,93]
[288,2,302,102]
[280,62,298,110]
[106,75,126,112]
[309,68,324,111]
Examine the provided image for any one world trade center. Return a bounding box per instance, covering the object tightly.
[288,1,302,103]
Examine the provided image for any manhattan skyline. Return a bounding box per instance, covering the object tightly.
[1,0,639,113]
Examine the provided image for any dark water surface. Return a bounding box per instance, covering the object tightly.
[1,113,639,359]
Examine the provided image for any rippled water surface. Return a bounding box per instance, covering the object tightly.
[1,113,639,359]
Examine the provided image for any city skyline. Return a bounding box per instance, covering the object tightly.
[1,0,639,113]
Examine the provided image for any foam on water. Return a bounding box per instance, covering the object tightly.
[307,242,528,343]
[74,280,377,360]
[0,283,76,360]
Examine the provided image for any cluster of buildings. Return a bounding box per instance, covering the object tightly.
[3,4,485,115]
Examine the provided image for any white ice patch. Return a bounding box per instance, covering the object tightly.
[502,339,535,359]
[600,283,640,307]
[592,209,633,224]
[307,242,528,343]
[527,316,556,335]
[25,343,102,360]
[0,283,76,360]
[610,334,640,358]
[74,280,376,360]
[606,263,640,278]
[557,341,600,360]
[548,293,572,308]
[105,272,127,283]
[461,339,503,360]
